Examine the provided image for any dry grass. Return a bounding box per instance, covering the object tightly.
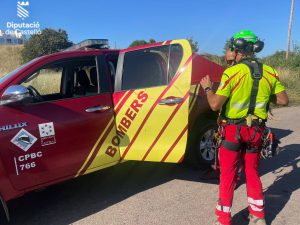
[23,71,62,95]
[276,68,300,105]
[0,46,61,95]
[0,45,23,78]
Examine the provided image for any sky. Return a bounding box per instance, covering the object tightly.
[1,0,299,57]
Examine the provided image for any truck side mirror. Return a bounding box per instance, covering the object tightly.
[0,85,32,106]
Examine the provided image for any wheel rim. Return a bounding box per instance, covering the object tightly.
[199,129,217,161]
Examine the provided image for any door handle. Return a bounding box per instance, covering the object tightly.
[159,97,183,105]
[85,106,111,113]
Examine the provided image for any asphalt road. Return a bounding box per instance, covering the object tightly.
[6,106,300,225]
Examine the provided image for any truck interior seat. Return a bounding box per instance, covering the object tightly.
[89,67,98,93]
[74,70,91,95]
[108,61,116,90]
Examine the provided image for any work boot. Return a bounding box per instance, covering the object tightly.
[249,214,266,225]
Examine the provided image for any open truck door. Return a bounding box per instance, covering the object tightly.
[113,40,192,163]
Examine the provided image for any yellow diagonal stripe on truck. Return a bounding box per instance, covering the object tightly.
[76,117,115,177]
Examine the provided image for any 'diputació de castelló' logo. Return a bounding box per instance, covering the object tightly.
[17,1,29,20]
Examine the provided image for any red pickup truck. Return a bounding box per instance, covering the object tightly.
[0,39,223,221]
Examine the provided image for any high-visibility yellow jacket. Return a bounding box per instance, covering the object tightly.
[216,62,285,119]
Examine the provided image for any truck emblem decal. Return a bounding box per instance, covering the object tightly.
[0,122,28,132]
[38,122,56,146]
[11,128,37,152]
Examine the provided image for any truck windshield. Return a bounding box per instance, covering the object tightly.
[0,57,40,85]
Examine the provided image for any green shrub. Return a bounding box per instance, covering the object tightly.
[21,28,72,63]
[276,68,300,105]
[261,51,300,69]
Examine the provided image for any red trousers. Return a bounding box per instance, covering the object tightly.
[215,124,265,225]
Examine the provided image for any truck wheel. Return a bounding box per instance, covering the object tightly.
[0,208,8,224]
[0,195,9,224]
[186,120,218,169]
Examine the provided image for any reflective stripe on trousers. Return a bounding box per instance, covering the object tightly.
[248,197,264,206]
[216,204,232,213]
[248,197,264,212]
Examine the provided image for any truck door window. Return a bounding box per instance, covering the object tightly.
[168,44,183,82]
[121,45,169,90]
[21,56,99,102]
[104,54,118,92]
[121,44,183,90]
[22,66,63,99]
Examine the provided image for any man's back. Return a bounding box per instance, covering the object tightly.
[216,61,285,119]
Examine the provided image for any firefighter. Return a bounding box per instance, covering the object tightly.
[200,30,289,225]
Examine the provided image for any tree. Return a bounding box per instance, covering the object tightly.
[286,0,295,59]
[149,38,156,44]
[129,38,200,53]
[129,39,156,47]
[21,28,73,62]
[186,37,199,53]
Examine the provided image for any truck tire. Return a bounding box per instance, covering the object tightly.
[185,119,218,169]
[0,207,8,224]
[0,195,9,224]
